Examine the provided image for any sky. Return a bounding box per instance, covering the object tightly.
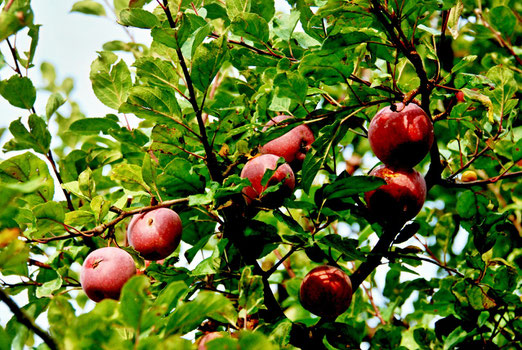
[0,0,467,345]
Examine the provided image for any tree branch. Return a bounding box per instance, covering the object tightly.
[0,288,58,350]
[28,197,189,243]
[161,0,222,182]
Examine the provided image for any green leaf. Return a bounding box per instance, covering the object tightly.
[191,36,229,92]
[226,0,250,18]
[133,57,179,89]
[0,75,36,109]
[151,16,191,50]
[486,65,517,121]
[319,235,366,261]
[273,72,308,104]
[36,276,62,298]
[33,201,66,237]
[301,120,351,193]
[45,92,66,120]
[90,52,132,109]
[251,0,275,22]
[119,86,182,126]
[322,175,386,200]
[110,163,151,193]
[119,275,151,329]
[71,0,107,16]
[0,152,54,205]
[0,2,33,42]
[166,292,237,334]
[231,13,269,42]
[157,158,205,197]
[90,195,111,224]
[512,139,522,162]
[490,6,516,37]
[3,115,51,154]
[238,266,264,315]
[118,8,159,29]
[0,240,29,276]
[69,117,120,135]
[299,51,355,86]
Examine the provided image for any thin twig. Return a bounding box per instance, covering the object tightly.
[0,288,58,350]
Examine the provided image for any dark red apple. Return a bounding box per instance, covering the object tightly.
[368,103,434,168]
[299,265,353,319]
[365,165,427,226]
[240,154,295,206]
[259,115,315,169]
[80,247,136,302]
[127,208,182,261]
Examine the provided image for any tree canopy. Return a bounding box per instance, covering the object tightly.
[0,0,521,349]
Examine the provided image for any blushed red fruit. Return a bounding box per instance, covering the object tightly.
[198,332,223,350]
[456,91,465,103]
[368,103,434,169]
[127,208,182,261]
[365,165,427,226]
[80,247,136,302]
[240,154,295,206]
[299,265,353,318]
[259,115,315,169]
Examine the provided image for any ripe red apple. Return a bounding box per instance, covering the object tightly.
[365,165,427,226]
[80,247,136,302]
[456,91,465,103]
[299,265,353,319]
[127,208,182,260]
[368,103,434,169]
[259,115,315,169]
[198,332,223,350]
[240,154,295,206]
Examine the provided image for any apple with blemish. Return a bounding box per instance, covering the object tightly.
[365,165,427,226]
[127,208,182,261]
[240,154,295,207]
[299,265,353,319]
[368,103,434,169]
[80,247,136,302]
[259,115,315,169]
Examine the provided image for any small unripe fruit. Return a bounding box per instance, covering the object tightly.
[461,170,478,182]
[127,208,182,261]
[299,265,353,319]
[240,154,295,207]
[365,165,427,226]
[80,247,136,302]
[368,103,434,169]
[259,115,315,169]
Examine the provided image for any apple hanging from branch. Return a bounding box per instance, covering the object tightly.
[365,165,427,226]
[127,208,183,261]
[80,247,137,302]
[240,154,295,207]
[299,265,353,319]
[259,115,315,170]
[368,103,434,169]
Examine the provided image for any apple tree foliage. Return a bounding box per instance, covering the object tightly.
[0,0,521,349]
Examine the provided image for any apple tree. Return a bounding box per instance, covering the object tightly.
[0,0,521,349]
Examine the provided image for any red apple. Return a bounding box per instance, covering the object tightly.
[127,208,182,261]
[299,265,353,318]
[240,154,295,206]
[198,332,223,350]
[368,103,434,169]
[259,115,315,169]
[365,165,427,226]
[456,91,465,103]
[80,247,136,302]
